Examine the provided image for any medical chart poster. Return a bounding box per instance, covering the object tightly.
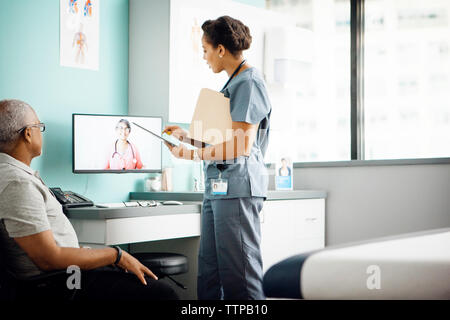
[60,0,99,70]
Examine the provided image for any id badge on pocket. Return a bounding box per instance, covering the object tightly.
[211,179,228,195]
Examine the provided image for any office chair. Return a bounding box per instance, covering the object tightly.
[0,247,189,300]
[0,247,74,301]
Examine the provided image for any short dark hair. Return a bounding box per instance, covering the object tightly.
[202,16,252,56]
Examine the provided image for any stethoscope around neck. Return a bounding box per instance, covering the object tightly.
[221,59,247,92]
[112,139,137,168]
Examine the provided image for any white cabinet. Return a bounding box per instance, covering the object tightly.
[259,199,325,271]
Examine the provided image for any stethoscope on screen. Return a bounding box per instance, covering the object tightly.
[111,139,137,169]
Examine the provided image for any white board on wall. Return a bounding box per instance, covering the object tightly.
[168,0,269,123]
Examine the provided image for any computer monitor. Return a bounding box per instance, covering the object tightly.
[73,114,162,173]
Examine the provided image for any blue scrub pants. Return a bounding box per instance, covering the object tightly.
[197,197,265,300]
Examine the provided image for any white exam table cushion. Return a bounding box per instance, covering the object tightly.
[264,228,450,299]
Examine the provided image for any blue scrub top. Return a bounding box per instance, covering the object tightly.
[203,67,272,200]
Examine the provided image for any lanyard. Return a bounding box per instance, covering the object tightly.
[220,59,246,92]
[215,59,246,172]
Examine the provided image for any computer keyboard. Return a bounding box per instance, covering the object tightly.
[96,200,158,208]
[96,203,126,208]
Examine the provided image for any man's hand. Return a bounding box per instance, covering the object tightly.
[116,251,158,285]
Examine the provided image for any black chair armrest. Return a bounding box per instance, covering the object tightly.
[21,270,68,284]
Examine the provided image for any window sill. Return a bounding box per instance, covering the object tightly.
[266,157,450,168]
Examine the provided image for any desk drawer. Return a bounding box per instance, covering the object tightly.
[105,213,201,245]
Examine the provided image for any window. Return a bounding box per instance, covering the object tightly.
[364,0,450,159]
[263,0,351,163]
[208,0,449,164]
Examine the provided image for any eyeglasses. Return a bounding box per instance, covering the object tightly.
[116,126,130,131]
[17,123,46,133]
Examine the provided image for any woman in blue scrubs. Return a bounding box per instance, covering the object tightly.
[163,16,271,300]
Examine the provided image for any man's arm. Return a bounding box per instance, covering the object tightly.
[1,179,156,285]
[14,230,157,285]
[14,230,115,271]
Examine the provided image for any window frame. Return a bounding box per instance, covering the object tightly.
[279,0,450,168]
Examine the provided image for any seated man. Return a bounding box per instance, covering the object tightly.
[0,99,178,300]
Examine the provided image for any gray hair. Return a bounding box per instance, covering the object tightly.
[0,99,32,149]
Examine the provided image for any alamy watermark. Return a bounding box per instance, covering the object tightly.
[175,121,270,172]
[366,264,381,290]
[66,265,81,290]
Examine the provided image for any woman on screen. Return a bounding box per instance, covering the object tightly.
[105,119,143,170]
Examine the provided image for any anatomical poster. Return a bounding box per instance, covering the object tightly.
[60,0,99,70]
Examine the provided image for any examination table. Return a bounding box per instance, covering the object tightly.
[263,228,450,299]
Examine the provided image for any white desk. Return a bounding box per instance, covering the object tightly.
[67,203,201,246]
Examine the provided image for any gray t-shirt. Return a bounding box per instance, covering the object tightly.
[0,153,79,279]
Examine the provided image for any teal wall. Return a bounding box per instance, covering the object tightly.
[0,0,144,202]
[234,0,265,8]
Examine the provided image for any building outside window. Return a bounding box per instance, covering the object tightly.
[263,0,351,164]
[242,0,450,163]
[364,0,450,160]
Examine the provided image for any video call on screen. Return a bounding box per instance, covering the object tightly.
[73,114,162,172]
